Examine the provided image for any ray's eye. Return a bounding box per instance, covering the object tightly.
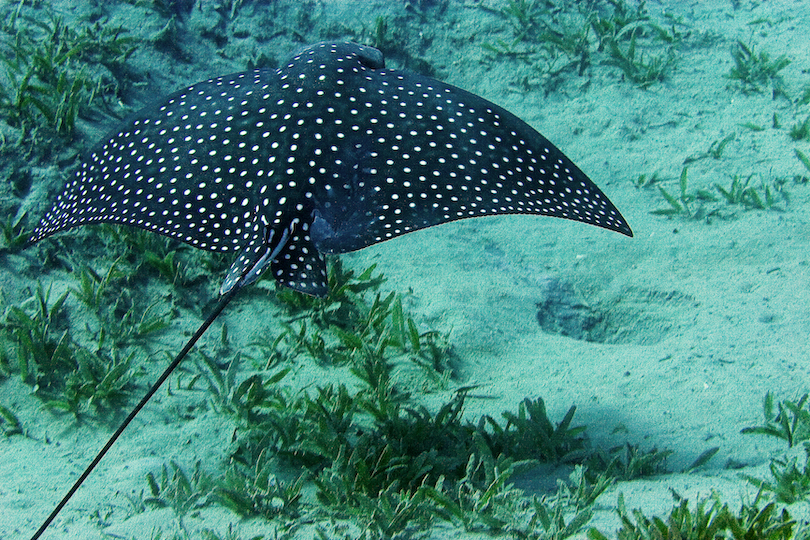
[355,46,385,70]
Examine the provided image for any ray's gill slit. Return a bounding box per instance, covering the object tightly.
[25,41,632,540]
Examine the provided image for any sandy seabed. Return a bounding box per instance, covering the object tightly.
[2,0,810,538]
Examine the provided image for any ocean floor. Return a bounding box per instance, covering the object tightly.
[1,0,810,539]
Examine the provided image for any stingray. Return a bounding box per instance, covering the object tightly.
[25,41,632,539]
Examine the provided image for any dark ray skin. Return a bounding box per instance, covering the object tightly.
[32,41,631,297]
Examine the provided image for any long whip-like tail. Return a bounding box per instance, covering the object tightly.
[29,284,242,540]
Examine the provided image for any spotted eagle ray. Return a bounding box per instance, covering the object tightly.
[26,41,632,539]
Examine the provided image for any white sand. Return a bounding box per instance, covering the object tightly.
[2,0,810,538]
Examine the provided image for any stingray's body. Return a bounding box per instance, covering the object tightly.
[27,42,631,538]
[32,41,631,294]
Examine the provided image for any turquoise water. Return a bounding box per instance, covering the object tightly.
[1,1,808,538]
